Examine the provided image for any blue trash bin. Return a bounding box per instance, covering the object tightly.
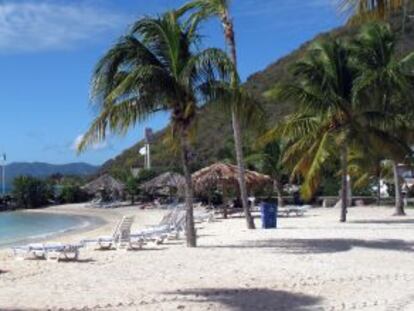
[260,202,277,229]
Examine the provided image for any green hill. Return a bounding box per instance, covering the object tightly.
[99,13,414,179]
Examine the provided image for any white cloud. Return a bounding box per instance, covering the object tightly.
[72,134,108,151]
[0,1,127,53]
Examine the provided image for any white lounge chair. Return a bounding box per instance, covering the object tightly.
[132,208,187,244]
[12,242,83,262]
[194,207,214,223]
[278,205,311,217]
[82,216,144,250]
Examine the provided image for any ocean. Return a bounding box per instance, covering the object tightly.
[0,211,90,248]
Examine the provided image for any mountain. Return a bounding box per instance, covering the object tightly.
[2,162,99,190]
[98,13,414,179]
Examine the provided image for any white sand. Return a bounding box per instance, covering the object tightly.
[1,204,414,310]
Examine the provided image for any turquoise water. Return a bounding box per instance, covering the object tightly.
[0,212,89,247]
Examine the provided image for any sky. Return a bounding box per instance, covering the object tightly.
[0,0,343,165]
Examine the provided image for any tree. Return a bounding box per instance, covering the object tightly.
[78,12,233,247]
[246,140,287,207]
[350,22,414,215]
[12,176,51,209]
[178,0,256,229]
[265,35,409,222]
[60,183,88,204]
[125,176,140,204]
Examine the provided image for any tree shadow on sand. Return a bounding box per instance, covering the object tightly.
[201,238,414,254]
[164,288,322,311]
[349,219,414,225]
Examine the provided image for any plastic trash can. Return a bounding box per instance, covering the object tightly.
[260,202,277,229]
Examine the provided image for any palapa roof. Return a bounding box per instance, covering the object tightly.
[82,174,125,194]
[141,172,185,194]
[192,162,271,194]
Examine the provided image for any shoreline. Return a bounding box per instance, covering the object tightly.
[0,203,110,249]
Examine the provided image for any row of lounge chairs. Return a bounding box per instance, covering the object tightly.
[12,242,83,262]
[88,198,130,209]
[12,205,191,262]
[10,206,216,262]
[13,202,300,262]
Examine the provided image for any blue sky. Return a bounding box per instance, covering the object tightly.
[0,0,343,165]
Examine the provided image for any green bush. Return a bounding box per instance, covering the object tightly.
[60,184,89,204]
[12,176,52,209]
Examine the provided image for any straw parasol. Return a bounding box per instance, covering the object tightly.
[141,172,185,196]
[82,174,125,198]
[192,162,271,195]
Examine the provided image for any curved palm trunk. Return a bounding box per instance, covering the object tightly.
[392,161,406,216]
[340,145,348,223]
[180,132,197,247]
[222,10,255,229]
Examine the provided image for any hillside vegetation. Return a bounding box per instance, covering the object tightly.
[99,13,414,179]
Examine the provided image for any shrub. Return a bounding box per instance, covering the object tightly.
[12,176,52,209]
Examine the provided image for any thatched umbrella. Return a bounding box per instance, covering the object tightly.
[192,163,271,217]
[141,172,185,197]
[82,174,125,200]
[192,162,271,193]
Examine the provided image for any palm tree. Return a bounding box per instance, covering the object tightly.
[78,12,234,247]
[350,22,414,215]
[265,39,355,222]
[178,0,256,229]
[265,37,410,222]
[245,140,287,207]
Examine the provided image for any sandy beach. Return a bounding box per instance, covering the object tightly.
[1,204,414,311]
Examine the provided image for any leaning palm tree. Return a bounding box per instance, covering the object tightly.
[78,12,233,247]
[177,0,256,229]
[351,22,414,215]
[265,37,410,222]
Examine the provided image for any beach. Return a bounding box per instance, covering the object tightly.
[1,205,414,310]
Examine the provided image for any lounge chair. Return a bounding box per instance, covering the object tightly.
[12,242,83,262]
[132,208,187,244]
[194,207,214,223]
[81,216,144,250]
[278,205,311,217]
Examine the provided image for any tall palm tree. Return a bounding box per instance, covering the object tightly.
[265,37,409,222]
[78,12,234,247]
[350,22,414,215]
[178,0,256,229]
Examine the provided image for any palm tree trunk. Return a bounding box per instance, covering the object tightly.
[392,161,406,216]
[232,111,255,229]
[273,179,284,207]
[340,144,348,223]
[222,10,255,230]
[179,132,197,247]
